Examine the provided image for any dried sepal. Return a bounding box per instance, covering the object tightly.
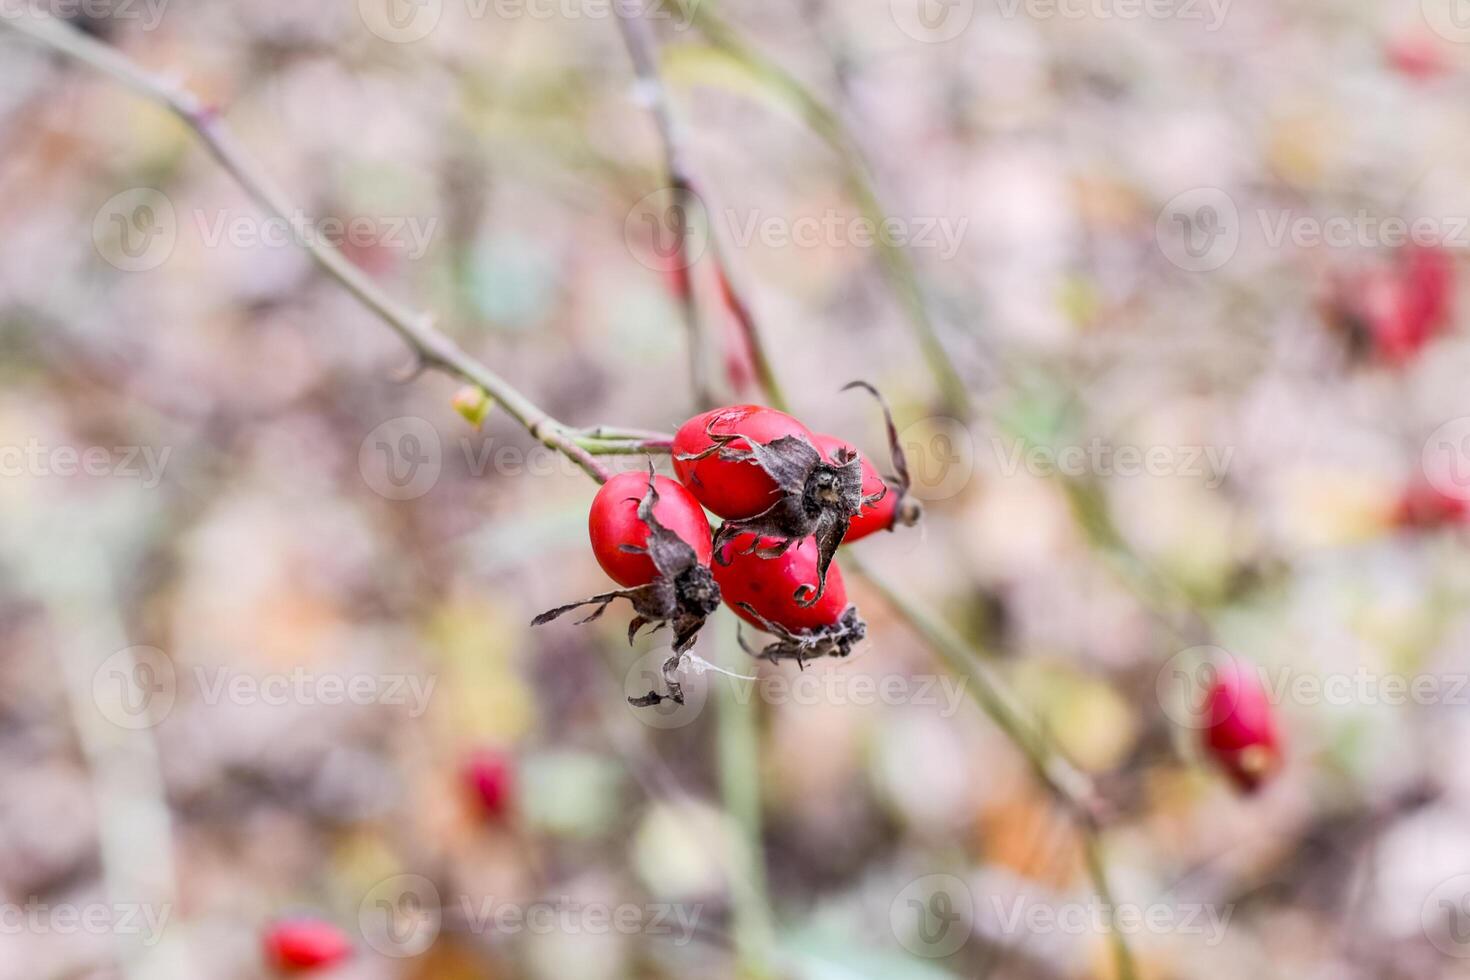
[687,421,884,607]
[532,470,721,702]
[734,603,867,667]
[842,380,922,528]
[627,650,690,708]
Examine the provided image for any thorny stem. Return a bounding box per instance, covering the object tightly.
[1,13,628,483]
[613,0,791,413]
[850,555,1139,980]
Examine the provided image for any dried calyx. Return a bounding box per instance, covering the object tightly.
[682,423,882,609]
[842,380,922,530]
[736,604,867,666]
[532,473,721,705]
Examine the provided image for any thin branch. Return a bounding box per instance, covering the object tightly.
[614,0,715,409]
[669,0,971,417]
[612,0,790,412]
[2,13,628,482]
[850,555,1138,980]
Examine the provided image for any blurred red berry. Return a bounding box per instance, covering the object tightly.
[1328,245,1455,365]
[589,471,713,587]
[713,534,865,663]
[1386,31,1446,81]
[1201,657,1281,793]
[462,747,515,820]
[1395,481,1469,529]
[263,918,352,973]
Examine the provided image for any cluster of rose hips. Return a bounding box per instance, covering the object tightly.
[533,384,919,705]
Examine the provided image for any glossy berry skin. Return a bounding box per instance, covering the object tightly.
[672,406,816,519]
[1202,657,1281,793]
[263,918,353,973]
[590,472,713,588]
[812,433,895,541]
[714,534,849,633]
[461,747,514,820]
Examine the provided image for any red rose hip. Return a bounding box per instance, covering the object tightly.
[461,747,514,820]
[263,918,353,973]
[812,433,921,541]
[590,471,713,587]
[714,534,866,663]
[1201,656,1281,793]
[672,405,816,519]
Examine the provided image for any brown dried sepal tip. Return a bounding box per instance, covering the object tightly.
[735,604,867,668]
[531,473,721,706]
[842,380,922,530]
[685,438,882,612]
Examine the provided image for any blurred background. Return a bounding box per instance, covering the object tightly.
[4,0,1470,977]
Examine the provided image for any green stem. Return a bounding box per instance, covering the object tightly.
[849,555,1137,980]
